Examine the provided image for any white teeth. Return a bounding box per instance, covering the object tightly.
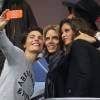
[32,43,39,46]
[64,37,68,39]
[49,45,54,47]
[48,44,55,47]
[48,45,55,48]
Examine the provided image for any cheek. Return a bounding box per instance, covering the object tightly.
[24,38,32,48]
[26,37,32,44]
[53,40,59,45]
[23,41,28,48]
[45,41,48,46]
[53,40,60,49]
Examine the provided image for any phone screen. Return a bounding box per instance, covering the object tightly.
[5,10,23,20]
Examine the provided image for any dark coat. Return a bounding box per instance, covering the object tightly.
[45,50,66,98]
[65,39,100,97]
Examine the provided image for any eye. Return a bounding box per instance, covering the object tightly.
[45,37,49,41]
[38,36,43,40]
[64,29,70,32]
[30,36,35,39]
[53,36,59,40]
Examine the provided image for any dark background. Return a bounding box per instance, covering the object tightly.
[26,0,100,28]
[26,0,67,27]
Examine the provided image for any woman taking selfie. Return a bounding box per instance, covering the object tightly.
[0,10,44,100]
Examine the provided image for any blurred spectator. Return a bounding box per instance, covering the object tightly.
[0,0,38,75]
[1,0,38,47]
[62,0,100,31]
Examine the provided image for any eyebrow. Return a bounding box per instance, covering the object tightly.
[29,34,42,37]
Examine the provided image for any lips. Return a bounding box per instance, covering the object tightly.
[62,36,69,40]
[47,44,56,49]
[32,41,40,46]
[48,45,55,48]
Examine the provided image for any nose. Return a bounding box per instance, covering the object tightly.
[35,36,39,40]
[34,36,39,41]
[49,38,52,42]
[48,37,53,43]
[62,32,66,39]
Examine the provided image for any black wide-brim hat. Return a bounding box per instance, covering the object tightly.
[62,0,100,20]
[62,0,100,30]
[62,0,79,8]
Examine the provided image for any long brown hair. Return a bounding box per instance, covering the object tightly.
[59,18,96,54]
[59,18,96,37]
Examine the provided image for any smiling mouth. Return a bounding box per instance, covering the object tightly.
[32,43,40,46]
[47,45,56,49]
[62,36,69,40]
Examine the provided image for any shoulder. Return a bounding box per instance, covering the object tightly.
[14,46,24,53]
[70,39,95,54]
[71,39,99,54]
[73,39,91,45]
[72,39,93,48]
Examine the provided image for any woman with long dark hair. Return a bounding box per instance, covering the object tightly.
[59,18,100,97]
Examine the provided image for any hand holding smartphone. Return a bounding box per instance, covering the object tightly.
[5,10,23,20]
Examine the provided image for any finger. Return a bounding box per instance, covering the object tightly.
[0,9,10,18]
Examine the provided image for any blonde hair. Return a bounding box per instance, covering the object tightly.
[43,24,63,52]
[43,25,59,38]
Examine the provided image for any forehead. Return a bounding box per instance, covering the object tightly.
[28,30,42,36]
[46,29,59,37]
[62,23,72,29]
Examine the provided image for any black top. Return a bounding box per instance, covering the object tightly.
[65,39,100,97]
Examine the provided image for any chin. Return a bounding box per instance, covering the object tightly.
[48,50,56,53]
[31,48,40,52]
[33,50,40,54]
[64,40,72,46]
[65,42,70,45]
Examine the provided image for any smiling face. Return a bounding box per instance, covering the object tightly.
[45,29,60,54]
[61,23,75,45]
[24,30,44,54]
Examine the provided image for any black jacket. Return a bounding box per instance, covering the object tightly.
[65,39,100,97]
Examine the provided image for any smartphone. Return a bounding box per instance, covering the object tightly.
[5,10,23,20]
